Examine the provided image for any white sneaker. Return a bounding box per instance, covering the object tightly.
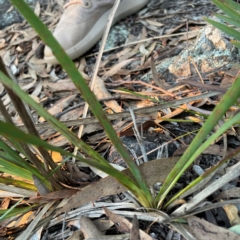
[44,0,149,64]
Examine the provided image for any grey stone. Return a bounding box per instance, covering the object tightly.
[0,0,47,29]
[141,17,240,83]
[104,24,129,50]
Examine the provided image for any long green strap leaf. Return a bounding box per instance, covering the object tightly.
[215,14,240,28]
[0,199,30,220]
[155,74,240,208]
[0,138,45,182]
[0,70,151,207]
[231,40,240,48]
[166,112,240,206]
[0,176,36,191]
[0,157,33,180]
[212,0,240,20]
[10,0,151,202]
[0,120,151,207]
[222,0,240,11]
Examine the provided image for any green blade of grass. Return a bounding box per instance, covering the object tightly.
[221,0,240,11]
[231,40,240,48]
[215,13,240,28]
[118,88,160,103]
[0,176,36,191]
[0,70,152,207]
[0,120,152,207]
[0,157,33,180]
[0,205,33,220]
[9,0,152,204]
[154,74,240,208]
[0,138,46,182]
[212,0,240,20]
[204,17,240,41]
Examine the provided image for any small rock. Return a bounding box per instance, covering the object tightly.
[141,17,240,83]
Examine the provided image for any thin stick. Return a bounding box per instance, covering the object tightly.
[111,80,176,97]
[129,107,148,163]
[188,56,205,84]
[73,0,121,159]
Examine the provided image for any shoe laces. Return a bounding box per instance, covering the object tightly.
[64,0,84,9]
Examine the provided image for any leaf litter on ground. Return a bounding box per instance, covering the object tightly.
[1,0,240,239]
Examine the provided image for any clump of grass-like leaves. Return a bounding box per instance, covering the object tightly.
[1,0,240,229]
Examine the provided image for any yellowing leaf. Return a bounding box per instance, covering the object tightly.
[49,151,63,162]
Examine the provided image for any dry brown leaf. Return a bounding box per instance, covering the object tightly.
[59,157,179,213]
[49,151,63,163]
[66,162,91,182]
[66,230,84,240]
[59,107,84,121]
[32,174,50,195]
[14,211,34,228]
[170,31,199,46]
[28,62,49,78]
[2,50,11,66]
[218,66,239,100]
[25,39,39,62]
[42,79,77,93]
[31,82,43,97]
[39,94,77,122]
[112,68,132,75]
[220,66,239,89]
[146,41,157,59]
[16,46,22,53]
[184,216,240,240]
[0,82,5,96]
[28,189,78,203]
[68,218,113,234]
[150,55,168,88]
[119,46,139,62]
[80,216,104,238]
[155,102,195,124]
[215,188,240,200]
[34,1,41,17]
[36,150,63,163]
[145,19,164,27]
[104,58,135,77]
[49,69,60,82]
[93,219,114,232]
[28,68,37,81]
[0,198,10,209]
[116,48,133,59]
[0,38,6,49]
[93,76,122,113]
[139,20,161,34]
[223,204,240,226]
[140,44,149,66]
[139,44,150,56]
[104,207,152,240]
[48,134,69,147]
[10,33,38,46]
[130,215,140,240]
[6,5,14,13]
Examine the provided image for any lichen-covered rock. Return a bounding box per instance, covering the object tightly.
[141,17,240,83]
[169,22,239,77]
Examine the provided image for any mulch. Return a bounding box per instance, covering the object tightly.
[1,0,240,239]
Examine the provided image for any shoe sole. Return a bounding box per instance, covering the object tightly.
[44,0,148,64]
